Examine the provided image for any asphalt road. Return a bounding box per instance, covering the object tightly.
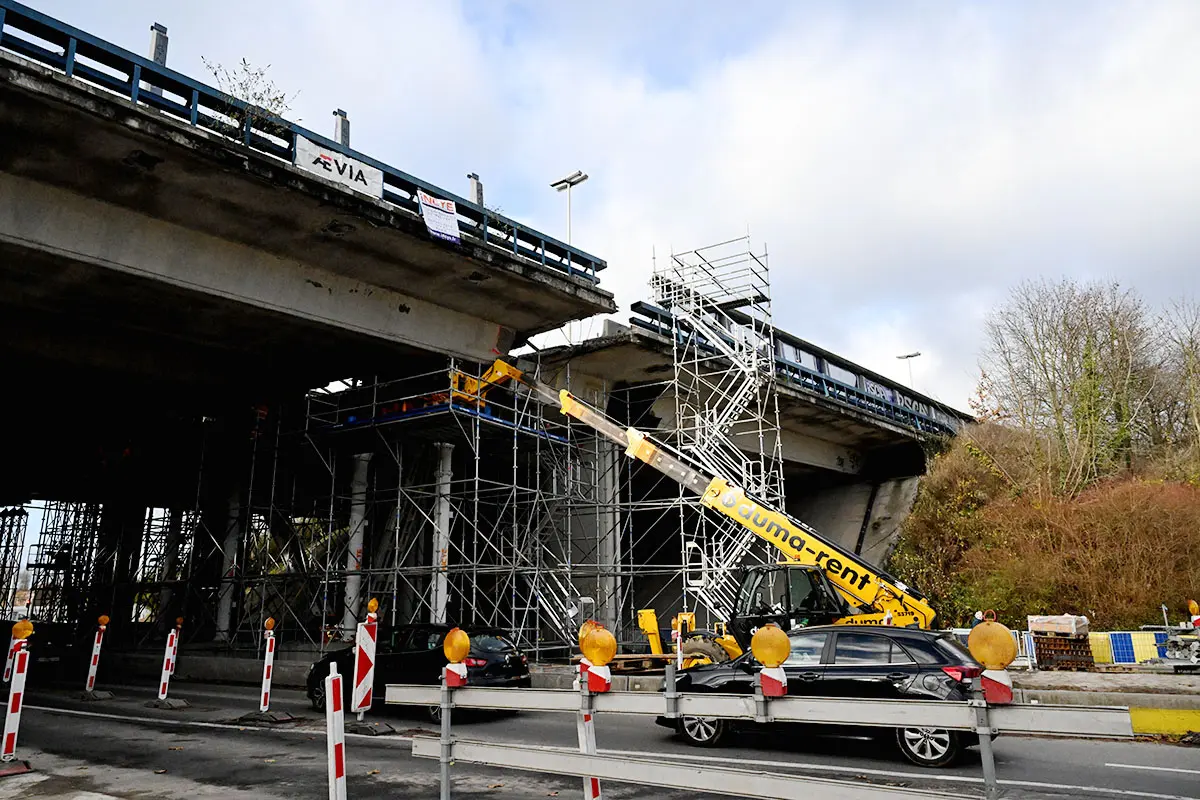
[9,681,1200,799]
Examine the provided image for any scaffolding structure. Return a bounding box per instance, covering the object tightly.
[26,501,101,624]
[0,507,27,614]
[12,238,786,657]
[651,236,785,622]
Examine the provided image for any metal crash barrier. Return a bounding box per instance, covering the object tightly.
[387,666,1132,800]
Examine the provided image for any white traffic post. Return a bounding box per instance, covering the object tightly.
[158,627,177,701]
[577,625,614,800]
[85,615,110,695]
[2,637,14,683]
[325,662,347,800]
[1,621,33,763]
[351,599,378,720]
[260,618,277,712]
[440,627,471,800]
[169,617,182,674]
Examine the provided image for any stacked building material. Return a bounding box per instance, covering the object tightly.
[1029,615,1095,670]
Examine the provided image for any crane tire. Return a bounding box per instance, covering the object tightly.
[681,637,730,665]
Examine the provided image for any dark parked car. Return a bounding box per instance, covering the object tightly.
[656,625,986,768]
[307,623,530,717]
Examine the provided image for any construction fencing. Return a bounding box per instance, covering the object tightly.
[386,670,1133,800]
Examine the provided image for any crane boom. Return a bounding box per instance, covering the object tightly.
[515,367,935,628]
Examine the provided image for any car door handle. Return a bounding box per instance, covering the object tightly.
[798,672,820,682]
[887,672,909,681]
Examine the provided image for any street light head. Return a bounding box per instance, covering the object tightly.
[896,352,921,360]
[550,170,588,191]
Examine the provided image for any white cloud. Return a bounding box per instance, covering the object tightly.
[38,0,1200,409]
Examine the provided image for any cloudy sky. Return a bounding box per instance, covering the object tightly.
[33,0,1200,411]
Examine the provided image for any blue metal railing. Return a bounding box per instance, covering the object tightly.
[0,1,606,283]
[628,302,965,437]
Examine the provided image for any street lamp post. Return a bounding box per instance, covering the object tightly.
[896,352,921,389]
[550,170,589,245]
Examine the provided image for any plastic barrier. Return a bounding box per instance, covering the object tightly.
[325,662,347,800]
[1,621,32,768]
[260,618,276,712]
[158,628,176,699]
[351,601,378,717]
[1,637,14,683]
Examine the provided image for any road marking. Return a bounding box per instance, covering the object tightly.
[1106,763,1200,776]
[24,704,417,744]
[601,749,1200,800]
[23,705,1200,800]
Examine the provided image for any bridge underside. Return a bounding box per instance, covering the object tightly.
[0,25,951,664]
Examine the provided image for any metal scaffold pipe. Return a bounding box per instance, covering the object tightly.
[431,443,455,625]
[341,452,373,636]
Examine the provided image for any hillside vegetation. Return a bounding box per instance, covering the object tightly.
[890,280,1200,629]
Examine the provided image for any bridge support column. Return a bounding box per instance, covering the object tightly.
[156,508,183,622]
[595,441,623,634]
[785,476,921,565]
[341,452,373,637]
[214,492,241,641]
[430,443,454,625]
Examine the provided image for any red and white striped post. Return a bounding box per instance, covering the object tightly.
[577,624,615,800]
[84,615,110,695]
[1,620,33,765]
[169,617,183,675]
[325,661,347,800]
[351,599,378,719]
[260,618,277,712]
[158,627,177,701]
[2,636,15,683]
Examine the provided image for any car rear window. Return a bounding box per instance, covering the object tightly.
[471,634,517,653]
[934,634,977,664]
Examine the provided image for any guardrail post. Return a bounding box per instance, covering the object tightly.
[439,671,452,800]
[577,680,601,800]
[970,677,1000,800]
[663,662,679,719]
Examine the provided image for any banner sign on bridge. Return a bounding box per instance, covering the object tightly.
[418,189,461,244]
[295,134,384,199]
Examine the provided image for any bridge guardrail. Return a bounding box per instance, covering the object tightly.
[387,664,1132,800]
[0,0,606,284]
[629,302,964,437]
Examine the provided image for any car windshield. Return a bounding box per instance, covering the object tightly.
[471,633,517,653]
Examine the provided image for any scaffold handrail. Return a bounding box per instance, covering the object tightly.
[0,0,606,283]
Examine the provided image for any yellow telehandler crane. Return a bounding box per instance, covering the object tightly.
[509,362,936,662]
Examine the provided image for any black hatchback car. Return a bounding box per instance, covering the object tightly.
[657,625,986,768]
[307,623,531,716]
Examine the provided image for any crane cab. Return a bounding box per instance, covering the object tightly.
[726,564,850,649]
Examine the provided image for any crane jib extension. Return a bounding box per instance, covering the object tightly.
[514,370,934,628]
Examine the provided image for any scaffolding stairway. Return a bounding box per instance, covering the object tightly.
[653,239,785,623]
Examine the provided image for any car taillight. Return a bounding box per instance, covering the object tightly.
[942,665,982,683]
[520,654,528,664]
[464,657,487,668]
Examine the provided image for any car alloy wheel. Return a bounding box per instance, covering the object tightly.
[310,683,326,712]
[679,716,727,747]
[896,727,960,768]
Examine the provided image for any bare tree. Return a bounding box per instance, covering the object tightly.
[979,279,1160,494]
[201,57,298,137]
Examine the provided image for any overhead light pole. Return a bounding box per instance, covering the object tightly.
[896,352,921,389]
[550,170,588,245]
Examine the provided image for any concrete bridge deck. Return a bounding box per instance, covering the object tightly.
[0,0,614,504]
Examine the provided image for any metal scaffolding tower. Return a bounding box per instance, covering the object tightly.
[0,507,27,614]
[26,501,101,623]
[650,236,785,621]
